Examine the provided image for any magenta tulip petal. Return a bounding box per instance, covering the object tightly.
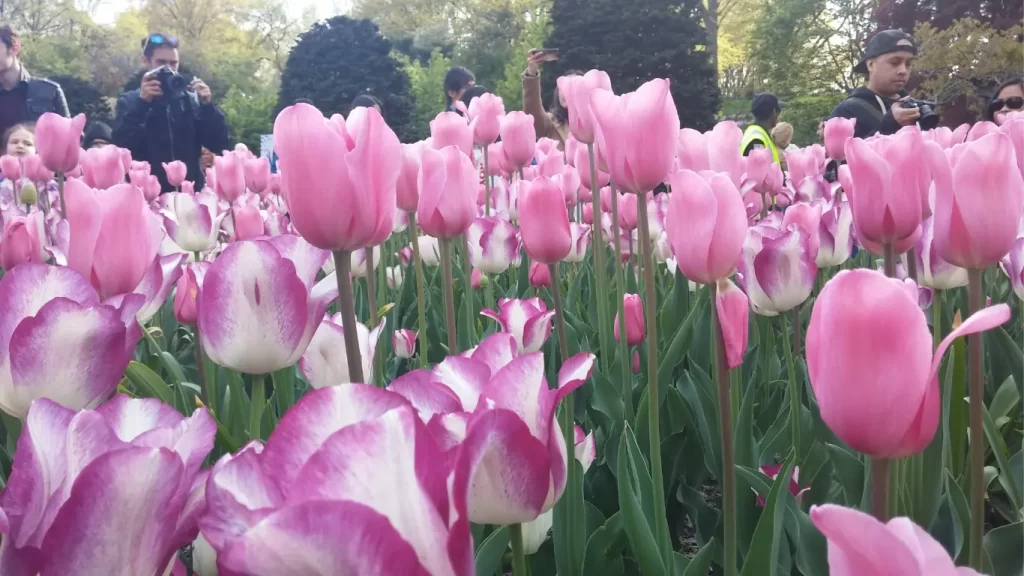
[810,505,921,575]
[433,356,491,411]
[41,448,184,576]
[219,500,431,576]
[557,352,596,391]
[130,253,187,322]
[260,385,409,490]
[388,370,463,417]
[470,333,518,375]
[521,310,555,354]
[930,304,1011,385]
[716,278,749,369]
[454,408,551,524]
[201,444,284,553]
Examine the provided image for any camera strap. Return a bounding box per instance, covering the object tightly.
[845,95,885,124]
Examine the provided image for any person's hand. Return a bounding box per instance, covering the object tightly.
[190,78,213,104]
[140,72,163,103]
[526,50,546,76]
[892,97,922,126]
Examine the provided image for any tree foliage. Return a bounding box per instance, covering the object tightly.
[397,49,453,141]
[50,74,112,122]
[873,0,1023,33]
[543,0,721,131]
[493,4,552,112]
[278,16,415,141]
[221,87,278,152]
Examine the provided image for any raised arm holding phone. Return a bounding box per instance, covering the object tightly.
[522,48,581,149]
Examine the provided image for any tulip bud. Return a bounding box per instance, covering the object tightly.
[174,263,206,325]
[632,350,640,373]
[393,329,418,359]
[529,260,551,288]
[614,293,645,346]
[19,181,38,205]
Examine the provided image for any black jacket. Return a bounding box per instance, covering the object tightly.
[0,66,70,137]
[112,89,231,192]
[829,87,903,139]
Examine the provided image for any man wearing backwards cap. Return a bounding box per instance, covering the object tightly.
[829,29,921,138]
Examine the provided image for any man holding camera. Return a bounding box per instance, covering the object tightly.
[830,30,936,138]
[113,33,231,192]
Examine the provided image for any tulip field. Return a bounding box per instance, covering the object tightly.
[0,73,1023,576]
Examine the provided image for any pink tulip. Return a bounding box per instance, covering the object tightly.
[614,293,645,346]
[810,504,985,575]
[232,204,264,241]
[213,150,247,202]
[300,314,384,387]
[716,278,749,369]
[756,464,808,508]
[467,93,506,146]
[64,180,163,299]
[738,226,816,315]
[564,223,592,264]
[574,425,597,474]
[198,236,339,374]
[486,142,508,176]
[0,264,145,417]
[0,154,21,181]
[1000,237,1024,301]
[782,201,823,259]
[34,112,86,173]
[529,260,551,288]
[677,128,710,172]
[201,386,474,575]
[574,142,610,191]
[164,188,224,253]
[482,297,554,353]
[927,132,1024,269]
[274,104,400,251]
[666,170,747,285]
[842,133,925,254]
[467,216,520,274]
[823,117,856,160]
[632,349,641,373]
[393,328,418,359]
[21,154,52,183]
[267,172,281,195]
[966,121,1000,142]
[0,215,43,270]
[556,165,581,207]
[431,111,474,158]
[744,148,773,192]
[519,176,572,264]
[79,146,127,189]
[708,121,745,186]
[590,79,679,195]
[913,217,969,290]
[163,160,188,188]
[807,269,1011,458]
[816,200,855,268]
[173,262,208,325]
[142,174,162,201]
[556,70,613,144]
[0,395,213,573]
[397,142,425,212]
[417,146,478,240]
[499,111,537,170]
[243,156,271,196]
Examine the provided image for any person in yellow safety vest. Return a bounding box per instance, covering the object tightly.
[740,92,785,163]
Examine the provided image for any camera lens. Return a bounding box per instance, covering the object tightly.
[167,74,187,92]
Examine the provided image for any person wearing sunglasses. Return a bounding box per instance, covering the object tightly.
[985,77,1024,126]
[0,24,69,139]
[112,32,231,193]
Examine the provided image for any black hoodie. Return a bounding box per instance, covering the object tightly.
[829,87,903,139]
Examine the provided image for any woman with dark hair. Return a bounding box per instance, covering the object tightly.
[522,49,580,149]
[444,66,476,113]
[985,77,1024,125]
[351,93,386,121]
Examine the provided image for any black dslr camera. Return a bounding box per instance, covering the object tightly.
[899,98,940,130]
[148,66,188,101]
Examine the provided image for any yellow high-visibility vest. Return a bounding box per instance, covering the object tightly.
[740,124,780,164]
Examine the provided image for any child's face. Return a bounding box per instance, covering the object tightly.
[5,128,35,157]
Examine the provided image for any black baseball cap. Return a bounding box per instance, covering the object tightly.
[751,92,785,120]
[854,30,916,74]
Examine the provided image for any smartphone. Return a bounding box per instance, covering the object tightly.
[530,48,560,62]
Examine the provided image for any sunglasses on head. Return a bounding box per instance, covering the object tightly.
[142,34,179,51]
[992,96,1024,112]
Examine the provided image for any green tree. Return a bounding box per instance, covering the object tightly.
[221,87,278,152]
[544,0,721,130]
[278,16,416,141]
[50,74,112,122]
[398,49,452,140]
[493,2,551,111]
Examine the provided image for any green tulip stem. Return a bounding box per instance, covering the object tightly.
[439,238,458,353]
[549,261,577,571]
[906,247,919,282]
[483,146,492,217]
[365,247,381,386]
[780,313,801,461]
[609,183,634,421]
[712,280,737,576]
[882,242,897,278]
[586,144,612,381]
[409,214,429,367]
[249,374,265,440]
[933,289,943,350]
[967,268,985,570]
[56,171,66,219]
[331,249,365,383]
[509,523,529,576]
[870,457,891,521]
[636,198,672,571]
[462,235,475,345]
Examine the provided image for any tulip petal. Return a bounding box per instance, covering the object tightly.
[388,369,463,417]
[557,352,596,391]
[40,447,184,576]
[810,504,920,575]
[260,385,409,490]
[470,333,518,375]
[219,500,431,576]
[268,234,329,288]
[201,444,284,551]
[521,310,555,353]
[929,304,1012,385]
[131,253,187,322]
[716,278,749,369]
[433,356,491,411]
